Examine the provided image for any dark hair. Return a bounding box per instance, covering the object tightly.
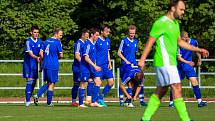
[31,25,39,32]
[168,0,185,11]
[53,28,62,34]
[81,28,89,35]
[100,24,110,32]
[128,25,136,30]
[89,28,99,38]
[134,71,144,82]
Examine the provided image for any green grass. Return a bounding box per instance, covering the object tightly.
[0,102,214,121]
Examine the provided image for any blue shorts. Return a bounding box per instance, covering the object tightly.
[178,64,197,80]
[80,73,94,82]
[94,64,113,80]
[43,69,59,83]
[73,72,80,83]
[23,69,38,79]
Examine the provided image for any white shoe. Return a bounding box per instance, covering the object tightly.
[126,103,135,108]
[90,102,104,107]
[79,104,88,108]
[25,102,31,107]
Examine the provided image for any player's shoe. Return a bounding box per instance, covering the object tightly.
[126,103,134,108]
[90,102,104,107]
[25,102,31,107]
[98,99,107,107]
[78,104,88,108]
[47,103,54,107]
[140,102,147,107]
[169,102,174,108]
[33,95,38,106]
[198,101,207,107]
[71,102,78,107]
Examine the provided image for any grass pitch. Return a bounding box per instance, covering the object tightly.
[0,102,214,121]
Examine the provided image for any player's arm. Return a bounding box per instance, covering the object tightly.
[108,51,112,70]
[117,50,130,64]
[138,37,156,69]
[133,86,141,101]
[196,52,202,66]
[178,38,209,58]
[120,83,132,99]
[177,54,195,66]
[28,51,40,62]
[84,55,101,72]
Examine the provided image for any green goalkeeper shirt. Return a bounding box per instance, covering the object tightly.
[150,16,180,67]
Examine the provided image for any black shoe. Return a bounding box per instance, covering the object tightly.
[33,95,38,106]
[198,101,207,107]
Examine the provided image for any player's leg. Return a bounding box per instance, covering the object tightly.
[139,85,147,106]
[125,83,134,107]
[169,89,174,107]
[98,68,114,106]
[71,72,80,106]
[25,77,34,106]
[91,77,103,107]
[189,77,207,107]
[141,86,168,121]
[30,70,38,96]
[85,78,94,105]
[78,73,89,107]
[119,86,124,106]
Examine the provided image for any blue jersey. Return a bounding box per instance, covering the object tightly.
[178,38,198,66]
[121,64,143,86]
[41,37,63,70]
[118,37,138,65]
[80,40,96,73]
[95,36,110,66]
[72,39,85,72]
[23,37,43,70]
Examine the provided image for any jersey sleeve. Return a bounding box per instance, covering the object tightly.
[193,39,198,47]
[177,47,182,56]
[83,43,90,56]
[118,39,124,52]
[75,42,81,54]
[135,39,138,52]
[25,40,32,52]
[150,20,164,39]
[57,41,63,53]
[107,38,111,50]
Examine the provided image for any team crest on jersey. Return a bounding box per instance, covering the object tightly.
[38,44,40,47]
[135,44,136,47]
[107,42,109,45]
[100,44,102,45]
[127,44,129,46]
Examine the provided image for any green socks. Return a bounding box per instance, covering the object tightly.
[174,98,191,121]
[141,94,160,120]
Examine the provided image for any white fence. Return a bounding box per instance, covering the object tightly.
[0,59,214,91]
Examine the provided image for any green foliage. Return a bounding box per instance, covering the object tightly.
[0,0,214,60]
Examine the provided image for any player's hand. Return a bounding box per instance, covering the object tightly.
[133,96,137,101]
[36,57,41,63]
[187,61,195,67]
[108,62,112,70]
[138,60,145,69]
[95,66,101,72]
[126,94,132,99]
[200,49,209,58]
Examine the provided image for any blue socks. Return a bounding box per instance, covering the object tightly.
[47,90,53,105]
[119,87,124,105]
[139,86,145,103]
[71,82,79,102]
[192,85,202,99]
[92,86,100,103]
[87,81,94,97]
[25,80,33,102]
[78,88,85,105]
[127,88,132,103]
[37,84,48,97]
[99,84,112,100]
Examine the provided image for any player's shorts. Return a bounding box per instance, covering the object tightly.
[43,69,58,83]
[178,64,197,80]
[73,72,80,82]
[94,64,113,80]
[23,69,38,79]
[155,66,181,87]
[80,73,94,82]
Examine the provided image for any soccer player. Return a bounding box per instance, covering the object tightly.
[93,24,114,107]
[169,31,207,107]
[119,64,144,107]
[138,0,209,121]
[71,28,89,107]
[23,25,43,107]
[34,28,63,106]
[78,28,102,107]
[117,25,147,107]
